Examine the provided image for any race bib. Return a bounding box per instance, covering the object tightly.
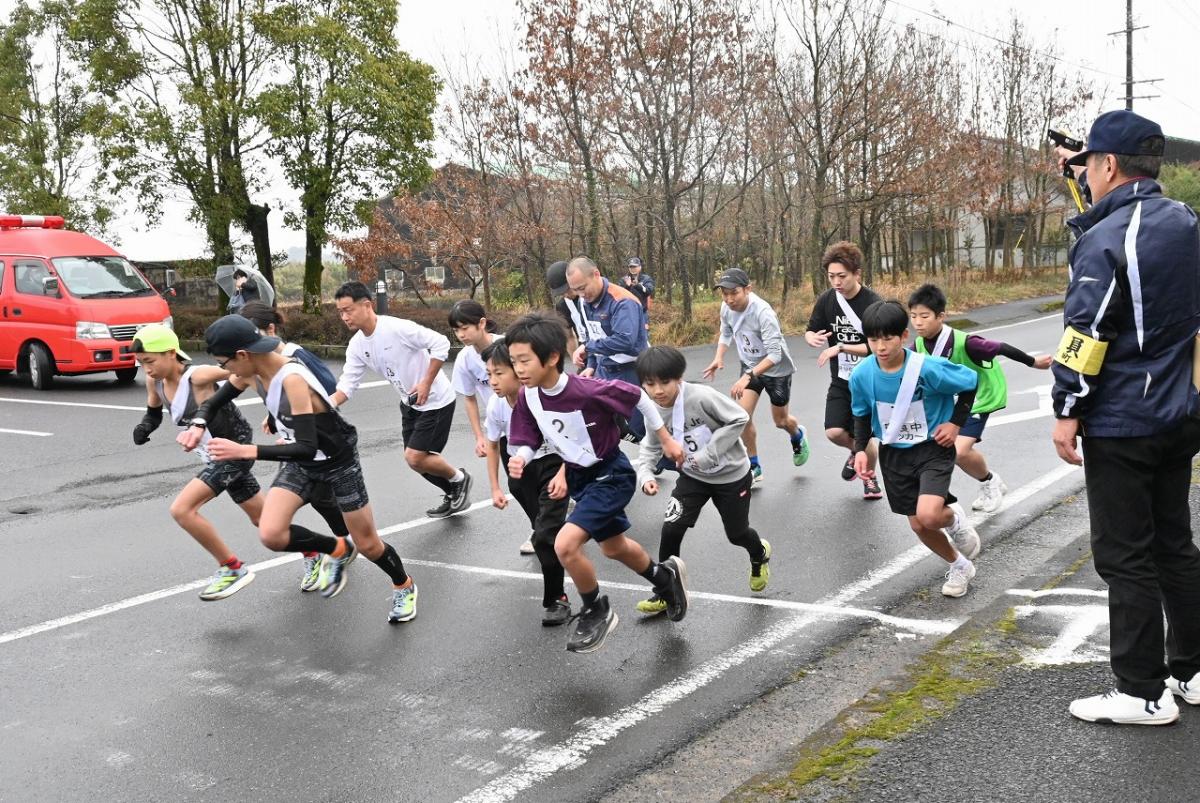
[586,320,605,342]
[877,399,929,444]
[680,424,725,475]
[542,409,597,464]
[837,350,863,381]
[736,331,765,365]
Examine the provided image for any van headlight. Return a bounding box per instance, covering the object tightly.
[162,315,173,330]
[76,321,112,340]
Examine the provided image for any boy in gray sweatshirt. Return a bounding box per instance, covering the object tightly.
[635,346,772,615]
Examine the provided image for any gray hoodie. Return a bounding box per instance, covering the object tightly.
[635,382,751,487]
[718,292,793,377]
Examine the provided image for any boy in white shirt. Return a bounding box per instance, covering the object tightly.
[331,282,471,518]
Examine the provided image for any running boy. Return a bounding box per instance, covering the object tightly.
[331,281,471,519]
[482,340,572,626]
[131,324,259,601]
[701,267,809,487]
[806,241,884,499]
[634,346,772,615]
[504,313,689,653]
[849,301,983,598]
[907,284,1051,513]
[181,315,419,623]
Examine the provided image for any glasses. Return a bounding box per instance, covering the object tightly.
[216,355,236,369]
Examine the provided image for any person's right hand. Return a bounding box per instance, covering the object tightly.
[507,455,527,479]
[701,359,722,381]
[177,426,204,451]
[642,479,659,496]
[854,450,873,481]
[491,488,508,510]
[806,330,830,348]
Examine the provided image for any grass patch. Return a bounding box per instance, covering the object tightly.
[1036,300,1066,313]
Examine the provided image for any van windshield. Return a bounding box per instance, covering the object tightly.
[51,256,156,298]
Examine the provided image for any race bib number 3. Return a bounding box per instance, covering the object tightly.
[877,399,929,444]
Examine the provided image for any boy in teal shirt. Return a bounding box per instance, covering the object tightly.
[849,300,983,598]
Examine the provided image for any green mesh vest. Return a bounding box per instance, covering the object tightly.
[915,327,1007,414]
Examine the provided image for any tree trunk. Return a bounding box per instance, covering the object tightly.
[302,203,325,313]
[242,202,275,291]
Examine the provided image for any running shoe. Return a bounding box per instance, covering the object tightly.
[388,582,418,623]
[542,597,572,627]
[657,556,690,622]
[791,425,811,466]
[1069,688,1178,725]
[519,537,536,555]
[840,453,857,481]
[750,464,763,488]
[1166,672,1200,705]
[862,477,883,499]
[426,494,453,518]
[567,596,618,653]
[750,539,771,593]
[199,566,254,601]
[318,540,358,599]
[635,594,668,616]
[971,473,1009,513]
[941,560,976,598]
[299,554,322,592]
[448,469,473,515]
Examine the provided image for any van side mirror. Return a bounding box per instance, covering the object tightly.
[42,276,60,297]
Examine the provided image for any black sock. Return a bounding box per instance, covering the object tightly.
[581,586,600,609]
[981,472,993,482]
[284,524,339,554]
[640,561,670,587]
[422,472,453,493]
[732,527,766,563]
[371,543,409,585]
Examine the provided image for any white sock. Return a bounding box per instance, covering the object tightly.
[945,509,962,534]
[952,554,972,571]
[450,469,465,483]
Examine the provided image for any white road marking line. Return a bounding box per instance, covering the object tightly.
[1008,588,1108,598]
[1014,603,1109,665]
[0,380,392,413]
[0,427,52,437]
[972,312,1062,334]
[456,463,1083,803]
[402,558,961,636]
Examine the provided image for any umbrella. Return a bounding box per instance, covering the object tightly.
[215,264,275,308]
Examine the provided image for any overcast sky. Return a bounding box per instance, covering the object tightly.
[3,0,1196,260]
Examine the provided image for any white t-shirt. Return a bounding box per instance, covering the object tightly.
[336,315,455,411]
[451,335,500,410]
[485,393,553,461]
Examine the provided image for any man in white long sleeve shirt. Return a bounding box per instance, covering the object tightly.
[331,282,472,517]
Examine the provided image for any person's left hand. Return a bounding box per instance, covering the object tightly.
[572,345,587,369]
[1052,417,1083,465]
[817,344,840,368]
[1034,354,1053,370]
[661,436,685,467]
[730,374,751,400]
[474,436,488,458]
[206,437,250,461]
[932,422,960,447]
[547,472,568,500]
[177,426,204,451]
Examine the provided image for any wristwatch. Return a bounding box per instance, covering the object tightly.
[191,417,207,430]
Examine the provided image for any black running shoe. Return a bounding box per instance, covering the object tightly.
[840,453,857,481]
[448,469,473,515]
[542,597,572,627]
[566,595,618,653]
[656,556,689,622]
[426,494,453,518]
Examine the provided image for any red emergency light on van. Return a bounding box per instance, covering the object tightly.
[0,214,172,389]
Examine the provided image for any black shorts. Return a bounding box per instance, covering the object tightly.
[878,439,958,516]
[400,400,456,454]
[744,368,792,407]
[197,459,260,505]
[824,379,854,432]
[272,458,370,513]
[666,470,754,536]
[309,480,350,537]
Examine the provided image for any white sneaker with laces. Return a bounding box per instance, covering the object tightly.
[943,502,980,560]
[941,560,976,597]
[519,537,535,555]
[1166,672,1200,705]
[972,473,1008,513]
[1069,688,1179,725]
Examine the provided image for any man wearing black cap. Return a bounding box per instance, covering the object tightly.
[1049,110,1200,725]
[621,257,654,313]
[547,259,590,355]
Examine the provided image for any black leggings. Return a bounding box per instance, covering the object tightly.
[658,470,764,563]
[504,446,569,606]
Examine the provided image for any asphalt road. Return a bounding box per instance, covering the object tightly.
[0,302,1082,802]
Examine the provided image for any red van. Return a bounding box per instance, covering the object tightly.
[0,215,173,389]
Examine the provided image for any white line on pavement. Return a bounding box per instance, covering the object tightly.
[1007,588,1108,598]
[972,312,1062,334]
[455,462,1083,803]
[0,427,52,436]
[0,380,394,413]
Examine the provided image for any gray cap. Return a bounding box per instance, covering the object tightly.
[545,260,570,294]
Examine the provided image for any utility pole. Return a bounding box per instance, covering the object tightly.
[1108,0,1160,108]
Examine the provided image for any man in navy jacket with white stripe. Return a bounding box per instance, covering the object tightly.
[1050,110,1200,726]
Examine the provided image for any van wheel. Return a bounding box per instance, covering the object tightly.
[27,342,55,390]
[114,367,139,384]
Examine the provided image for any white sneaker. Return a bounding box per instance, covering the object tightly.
[941,560,976,597]
[972,473,1008,513]
[1069,688,1179,725]
[1166,672,1200,705]
[944,502,980,560]
[519,537,536,555]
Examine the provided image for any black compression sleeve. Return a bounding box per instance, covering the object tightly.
[193,380,246,422]
[255,413,318,461]
[996,342,1037,367]
[133,405,163,445]
[853,414,873,452]
[950,388,978,426]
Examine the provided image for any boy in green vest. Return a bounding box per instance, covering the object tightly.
[908,284,1052,514]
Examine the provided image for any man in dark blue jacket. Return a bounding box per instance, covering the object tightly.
[1051,109,1200,725]
[621,257,655,313]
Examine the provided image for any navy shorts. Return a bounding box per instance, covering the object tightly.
[958,412,990,442]
[272,458,370,513]
[197,459,260,505]
[565,451,637,542]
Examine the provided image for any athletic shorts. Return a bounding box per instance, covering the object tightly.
[197,459,260,505]
[400,400,456,454]
[744,367,792,407]
[959,412,991,442]
[666,469,754,536]
[878,439,958,516]
[824,379,854,432]
[565,450,637,542]
[272,458,370,513]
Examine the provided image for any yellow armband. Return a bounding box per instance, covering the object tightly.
[1054,326,1107,375]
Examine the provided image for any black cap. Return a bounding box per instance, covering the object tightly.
[205,314,280,356]
[714,268,750,290]
[1066,109,1165,167]
[627,256,642,268]
[545,260,570,294]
